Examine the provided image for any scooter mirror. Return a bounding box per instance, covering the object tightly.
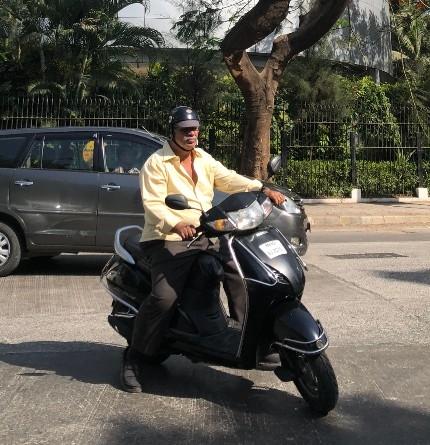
[165,194,191,210]
[267,155,282,178]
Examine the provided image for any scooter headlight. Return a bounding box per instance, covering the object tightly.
[206,199,272,232]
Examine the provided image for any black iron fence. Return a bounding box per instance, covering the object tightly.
[1,95,429,198]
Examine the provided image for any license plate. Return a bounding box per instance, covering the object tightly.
[259,240,287,259]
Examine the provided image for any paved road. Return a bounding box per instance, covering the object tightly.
[0,231,429,445]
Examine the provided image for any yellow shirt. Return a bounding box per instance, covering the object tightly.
[139,142,263,241]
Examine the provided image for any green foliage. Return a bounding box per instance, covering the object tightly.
[391,1,430,111]
[352,77,401,147]
[278,58,354,117]
[357,159,418,197]
[276,160,352,198]
[172,1,222,50]
[271,159,421,198]
[275,72,403,162]
[0,0,164,97]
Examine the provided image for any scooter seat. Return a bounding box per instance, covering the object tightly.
[123,234,152,272]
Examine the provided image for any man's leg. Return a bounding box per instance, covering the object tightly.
[131,240,202,356]
[215,236,248,324]
[131,241,208,355]
[121,238,210,392]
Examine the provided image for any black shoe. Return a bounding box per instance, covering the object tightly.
[120,347,143,393]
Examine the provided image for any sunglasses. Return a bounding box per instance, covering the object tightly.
[177,127,199,133]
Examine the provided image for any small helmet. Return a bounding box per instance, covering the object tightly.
[169,106,200,130]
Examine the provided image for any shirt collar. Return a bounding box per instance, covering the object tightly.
[161,141,203,162]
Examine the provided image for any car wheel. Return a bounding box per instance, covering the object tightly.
[0,222,22,277]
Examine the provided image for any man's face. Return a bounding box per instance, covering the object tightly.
[173,126,199,151]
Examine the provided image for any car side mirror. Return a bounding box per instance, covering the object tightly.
[165,194,191,210]
[267,155,282,179]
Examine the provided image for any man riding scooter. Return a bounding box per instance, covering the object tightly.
[122,106,285,392]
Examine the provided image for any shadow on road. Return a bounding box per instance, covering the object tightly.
[13,254,111,276]
[101,395,430,445]
[1,341,429,444]
[0,341,301,414]
[375,269,430,285]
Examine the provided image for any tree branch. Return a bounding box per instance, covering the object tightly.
[289,0,350,57]
[220,0,291,54]
[264,0,350,82]
[222,50,261,93]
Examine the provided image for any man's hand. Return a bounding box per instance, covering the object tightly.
[263,187,286,206]
[172,221,197,240]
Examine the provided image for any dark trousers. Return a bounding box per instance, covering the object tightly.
[131,237,246,356]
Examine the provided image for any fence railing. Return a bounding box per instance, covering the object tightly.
[1,95,429,198]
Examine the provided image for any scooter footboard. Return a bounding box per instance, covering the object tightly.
[273,302,328,355]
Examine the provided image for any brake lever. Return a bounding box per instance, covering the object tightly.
[187,231,204,248]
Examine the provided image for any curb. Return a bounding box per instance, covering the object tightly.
[303,197,430,204]
[308,215,430,227]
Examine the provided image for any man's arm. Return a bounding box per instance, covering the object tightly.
[211,158,262,192]
[211,157,285,205]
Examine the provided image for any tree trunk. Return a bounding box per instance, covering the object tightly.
[221,0,350,179]
[241,90,274,179]
[222,50,278,179]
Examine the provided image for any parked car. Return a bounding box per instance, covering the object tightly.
[0,127,309,276]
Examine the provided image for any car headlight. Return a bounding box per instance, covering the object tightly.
[279,197,301,214]
[207,198,273,232]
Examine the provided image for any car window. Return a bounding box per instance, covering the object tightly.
[103,136,160,174]
[0,136,29,167]
[23,136,96,171]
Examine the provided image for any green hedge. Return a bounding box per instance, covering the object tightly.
[275,160,430,198]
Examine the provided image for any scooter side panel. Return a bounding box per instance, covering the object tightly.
[234,227,305,297]
[237,279,280,368]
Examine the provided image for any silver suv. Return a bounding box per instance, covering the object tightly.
[0,127,309,276]
[0,127,164,276]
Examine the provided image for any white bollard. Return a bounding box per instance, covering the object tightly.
[351,188,362,203]
[416,188,429,200]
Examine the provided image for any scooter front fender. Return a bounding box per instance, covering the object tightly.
[273,301,328,355]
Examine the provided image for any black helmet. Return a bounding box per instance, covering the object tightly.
[169,106,200,130]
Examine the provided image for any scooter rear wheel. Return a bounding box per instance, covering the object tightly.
[287,351,338,415]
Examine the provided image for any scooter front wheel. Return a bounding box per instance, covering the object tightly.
[285,351,338,415]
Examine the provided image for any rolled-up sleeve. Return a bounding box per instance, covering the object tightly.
[211,158,262,193]
[140,157,182,233]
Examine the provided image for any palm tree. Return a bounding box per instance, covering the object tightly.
[0,0,164,97]
[0,0,42,92]
[391,0,430,108]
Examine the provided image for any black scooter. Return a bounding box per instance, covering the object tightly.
[101,162,338,415]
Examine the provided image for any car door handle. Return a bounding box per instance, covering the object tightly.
[14,180,34,187]
[101,184,121,191]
